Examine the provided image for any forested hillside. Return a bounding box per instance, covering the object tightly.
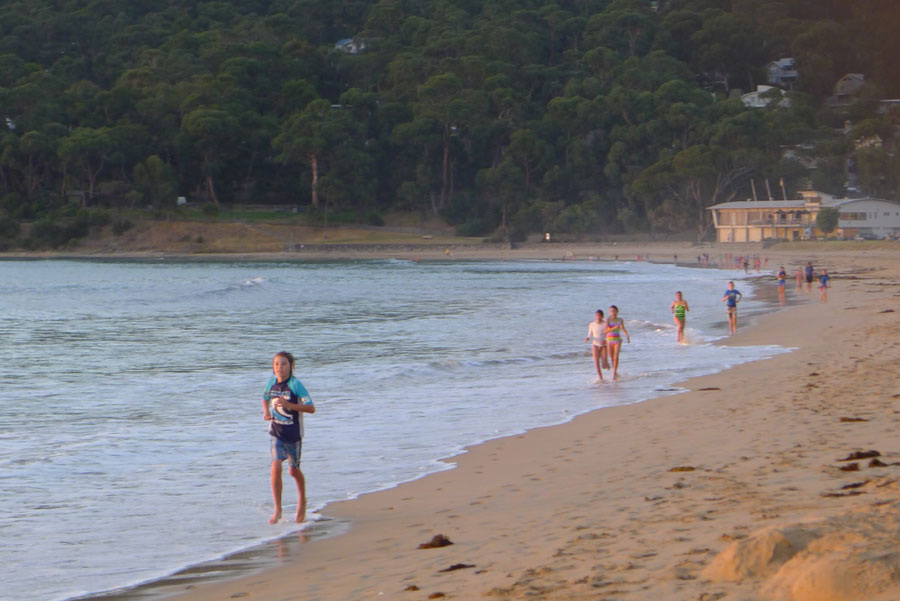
[1,0,899,246]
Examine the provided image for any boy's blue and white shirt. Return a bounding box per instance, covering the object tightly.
[263,375,313,441]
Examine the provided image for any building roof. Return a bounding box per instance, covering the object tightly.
[709,197,900,211]
[709,200,807,210]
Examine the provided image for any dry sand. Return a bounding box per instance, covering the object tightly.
[95,242,900,601]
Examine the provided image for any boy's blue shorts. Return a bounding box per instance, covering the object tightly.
[271,437,302,468]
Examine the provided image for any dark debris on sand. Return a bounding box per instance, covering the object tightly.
[418,534,454,549]
[838,450,880,461]
[438,563,476,573]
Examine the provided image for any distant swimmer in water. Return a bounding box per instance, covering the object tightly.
[777,266,787,305]
[721,281,742,335]
[585,309,610,381]
[670,291,689,343]
[262,351,316,524]
[605,305,631,381]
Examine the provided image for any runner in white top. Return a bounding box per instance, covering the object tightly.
[585,309,610,381]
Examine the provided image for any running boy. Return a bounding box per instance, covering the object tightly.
[585,309,610,381]
[722,281,742,335]
[263,351,316,524]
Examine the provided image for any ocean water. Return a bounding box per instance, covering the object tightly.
[0,258,786,601]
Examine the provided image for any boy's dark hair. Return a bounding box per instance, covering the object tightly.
[274,351,295,374]
[595,309,604,317]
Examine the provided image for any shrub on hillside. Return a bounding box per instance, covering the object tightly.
[25,210,91,249]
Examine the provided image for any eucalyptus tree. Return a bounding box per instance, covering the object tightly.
[57,126,119,204]
[180,107,240,205]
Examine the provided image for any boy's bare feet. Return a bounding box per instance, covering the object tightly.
[269,509,282,524]
[295,501,306,523]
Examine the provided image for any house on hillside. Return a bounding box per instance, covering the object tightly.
[877,99,900,114]
[766,58,798,89]
[708,190,900,242]
[741,85,790,109]
[828,74,866,107]
[334,37,366,54]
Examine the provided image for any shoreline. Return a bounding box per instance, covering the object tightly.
[76,245,900,601]
[78,267,782,601]
[3,238,895,263]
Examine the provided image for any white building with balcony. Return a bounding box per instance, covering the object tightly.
[708,191,900,242]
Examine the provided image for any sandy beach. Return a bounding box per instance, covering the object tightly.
[86,241,900,601]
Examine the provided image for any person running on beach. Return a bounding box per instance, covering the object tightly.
[262,351,316,524]
[585,309,610,381]
[805,261,814,293]
[605,305,631,381]
[722,281,742,335]
[670,291,689,344]
[777,266,787,305]
[818,268,830,302]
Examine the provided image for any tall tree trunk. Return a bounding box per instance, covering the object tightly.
[309,152,319,208]
[205,175,218,205]
[60,164,68,200]
[439,125,450,211]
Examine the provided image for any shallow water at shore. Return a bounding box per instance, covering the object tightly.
[0,258,786,601]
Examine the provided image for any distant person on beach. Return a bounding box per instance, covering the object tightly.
[605,305,631,381]
[819,268,830,302]
[670,291,689,343]
[805,261,814,293]
[585,309,610,381]
[722,281,742,335]
[262,351,316,524]
[777,266,787,305]
[795,266,804,292]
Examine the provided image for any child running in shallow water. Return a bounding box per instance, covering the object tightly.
[722,281,742,335]
[777,266,787,305]
[670,291,689,344]
[262,351,316,524]
[605,305,631,381]
[585,309,610,381]
[819,268,830,302]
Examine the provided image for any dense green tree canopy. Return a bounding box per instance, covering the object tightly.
[1,0,899,246]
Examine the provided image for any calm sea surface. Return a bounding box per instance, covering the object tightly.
[0,258,786,601]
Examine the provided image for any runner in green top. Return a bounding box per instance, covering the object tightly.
[670,291,689,344]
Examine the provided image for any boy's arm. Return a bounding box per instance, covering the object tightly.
[287,378,316,414]
[262,376,275,420]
